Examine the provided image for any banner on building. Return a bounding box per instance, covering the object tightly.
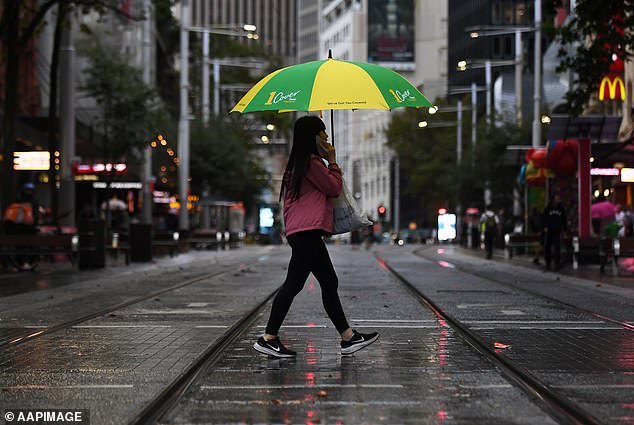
[368,0,415,71]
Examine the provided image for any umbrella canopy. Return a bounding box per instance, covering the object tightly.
[101,198,127,211]
[231,57,433,113]
[591,200,617,219]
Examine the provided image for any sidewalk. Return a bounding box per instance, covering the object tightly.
[460,244,634,289]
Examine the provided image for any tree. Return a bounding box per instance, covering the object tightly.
[187,116,269,214]
[546,0,634,115]
[0,0,143,211]
[385,106,527,224]
[79,42,167,161]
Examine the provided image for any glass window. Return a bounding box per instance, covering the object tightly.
[515,2,527,25]
[493,37,501,57]
[504,35,513,56]
[492,1,502,24]
[504,1,514,24]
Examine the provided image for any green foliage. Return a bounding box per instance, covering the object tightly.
[188,116,270,213]
[79,42,167,159]
[546,0,634,115]
[386,108,458,212]
[386,107,527,222]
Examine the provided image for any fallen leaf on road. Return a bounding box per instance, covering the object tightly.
[317,390,327,397]
[494,342,511,349]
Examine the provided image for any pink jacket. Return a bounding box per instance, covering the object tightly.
[283,155,342,236]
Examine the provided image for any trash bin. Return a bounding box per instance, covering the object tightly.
[78,218,106,269]
[130,223,153,262]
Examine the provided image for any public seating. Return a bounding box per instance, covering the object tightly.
[572,236,613,274]
[504,233,540,259]
[612,238,634,276]
[0,234,87,270]
[188,231,221,250]
[106,232,130,265]
[152,231,180,257]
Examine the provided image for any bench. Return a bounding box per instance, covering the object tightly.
[612,238,634,276]
[504,233,541,259]
[188,231,221,250]
[106,232,130,265]
[572,236,613,274]
[153,231,180,257]
[0,234,80,269]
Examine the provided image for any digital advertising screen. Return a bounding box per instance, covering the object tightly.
[368,0,415,71]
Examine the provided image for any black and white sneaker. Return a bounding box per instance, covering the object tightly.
[341,330,379,355]
[253,336,296,358]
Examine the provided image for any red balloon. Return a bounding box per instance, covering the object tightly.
[546,139,578,176]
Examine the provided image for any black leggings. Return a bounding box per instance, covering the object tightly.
[265,230,350,335]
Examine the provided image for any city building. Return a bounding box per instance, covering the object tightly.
[318,0,447,233]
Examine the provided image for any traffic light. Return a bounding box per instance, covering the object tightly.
[377,205,387,219]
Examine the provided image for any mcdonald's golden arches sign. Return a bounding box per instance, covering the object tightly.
[598,75,626,101]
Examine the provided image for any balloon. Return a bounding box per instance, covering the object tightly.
[546,139,578,176]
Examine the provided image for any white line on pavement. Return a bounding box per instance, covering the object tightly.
[4,385,134,389]
[195,325,229,328]
[201,384,404,390]
[72,325,172,328]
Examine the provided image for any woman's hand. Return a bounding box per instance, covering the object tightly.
[318,139,337,164]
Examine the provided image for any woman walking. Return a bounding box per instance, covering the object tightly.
[253,116,379,358]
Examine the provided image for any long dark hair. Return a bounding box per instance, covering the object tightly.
[280,116,325,201]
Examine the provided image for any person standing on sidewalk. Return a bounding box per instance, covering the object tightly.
[542,194,567,270]
[253,116,379,359]
[480,205,499,259]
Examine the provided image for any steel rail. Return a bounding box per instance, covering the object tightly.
[130,286,279,425]
[375,253,605,425]
[2,263,255,348]
[414,247,634,333]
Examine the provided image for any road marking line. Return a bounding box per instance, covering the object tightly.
[4,385,134,389]
[195,325,229,328]
[500,310,526,315]
[71,325,171,329]
[458,384,513,389]
[351,319,436,323]
[471,326,618,330]
[464,321,606,324]
[186,302,209,307]
[201,384,404,390]
[255,325,328,328]
[202,400,420,406]
[552,384,634,389]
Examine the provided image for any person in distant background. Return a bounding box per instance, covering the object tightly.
[542,194,567,270]
[480,205,499,260]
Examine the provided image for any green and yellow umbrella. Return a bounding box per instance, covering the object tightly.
[231,56,433,114]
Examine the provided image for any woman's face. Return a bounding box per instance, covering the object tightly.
[318,130,328,143]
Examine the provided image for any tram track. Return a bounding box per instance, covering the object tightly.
[130,286,278,425]
[413,246,634,333]
[375,251,605,425]
[1,261,259,349]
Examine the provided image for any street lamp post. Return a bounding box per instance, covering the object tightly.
[532,0,542,147]
[195,25,257,123]
[178,0,190,232]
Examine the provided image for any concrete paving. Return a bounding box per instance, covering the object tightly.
[0,243,633,424]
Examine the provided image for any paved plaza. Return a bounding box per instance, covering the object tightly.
[1,244,634,424]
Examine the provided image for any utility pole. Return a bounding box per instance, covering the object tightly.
[202,31,210,124]
[141,0,153,224]
[532,0,542,147]
[59,15,75,227]
[178,0,190,232]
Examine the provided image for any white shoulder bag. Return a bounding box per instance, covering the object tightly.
[331,179,373,235]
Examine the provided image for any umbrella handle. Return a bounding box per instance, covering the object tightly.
[330,109,334,148]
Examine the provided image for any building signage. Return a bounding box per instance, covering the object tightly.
[13,151,50,170]
[368,0,415,71]
[598,76,625,101]
[92,182,142,190]
[591,168,620,176]
[621,168,634,182]
[75,163,127,174]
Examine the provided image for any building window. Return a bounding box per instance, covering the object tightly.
[504,0,514,24]
[492,1,502,25]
